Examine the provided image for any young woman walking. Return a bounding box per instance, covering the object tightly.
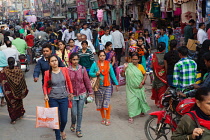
[104,41,116,67]
[43,55,73,140]
[56,41,70,67]
[68,53,93,137]
[121,53,150,123]
[89,50,119,126]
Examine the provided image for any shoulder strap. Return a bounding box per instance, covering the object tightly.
[188,112,201,128]
[82,66,84,74]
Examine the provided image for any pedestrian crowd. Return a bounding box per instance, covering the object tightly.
[1,18,210,139]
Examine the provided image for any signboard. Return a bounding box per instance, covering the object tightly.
[77,0,86,19]
[23,0,30,9]
[17,3,23,11]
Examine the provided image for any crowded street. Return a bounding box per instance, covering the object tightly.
[0,64,157,140]
[1,0,210,140]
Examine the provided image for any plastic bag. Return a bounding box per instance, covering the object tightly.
[36,101,59,129]
[115,65,126,86]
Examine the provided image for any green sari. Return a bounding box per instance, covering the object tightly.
[126,63,150,118]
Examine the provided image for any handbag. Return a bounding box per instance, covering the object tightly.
[90,76,100,91]
[90,63,100,91]
[36,101,59,129]
[68,100,72,108]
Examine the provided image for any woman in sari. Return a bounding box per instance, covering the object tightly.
[121,53,150,123]
[67,39,79,54]
[0,57,28,124]
[151,42,168,107]
[89,50,119,126]
[104,41,117,67]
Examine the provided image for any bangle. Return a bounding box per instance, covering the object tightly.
[141,82,145,85]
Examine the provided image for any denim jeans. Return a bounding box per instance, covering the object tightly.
[49,97,68,140]
[167,75,173,87]
[71,98,85,132]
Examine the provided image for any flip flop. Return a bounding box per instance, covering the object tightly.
[70,125,75,132]
[105,121,111,126]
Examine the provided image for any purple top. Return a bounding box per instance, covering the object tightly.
[68,65,93,96]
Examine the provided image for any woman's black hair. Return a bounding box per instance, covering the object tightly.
[195,87,210,102]
[168,40,179,65]
[68,39,74,44]
[144,29,150,37]
[69,52,80,62]
[81,40,88,45]
[168,28,173,35]
[131,52,140,59]
[105,41,112,48]
[8,57,15,69]
[58,40,66,61]
[129,32,134,38]
[98,50,106,56]
[157,42,166,52]
[47,55,59,88]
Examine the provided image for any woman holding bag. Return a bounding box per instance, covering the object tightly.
[43,55,73,140]
[89,50,119,126]
[68,53,93,137]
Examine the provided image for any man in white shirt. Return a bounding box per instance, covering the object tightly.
[101,29,113,46]
[80,23,93,42]
[74,33,82,46]
[77,34,96,54]
[112,25,125,66]
[197,23,208,44]
[2,40,19,64]
[0,37,18,51]
[62,26,75,43]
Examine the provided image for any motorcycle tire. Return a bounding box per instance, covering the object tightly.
[144,115,171,140]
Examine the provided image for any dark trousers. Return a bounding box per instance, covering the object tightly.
[49,97,68,140]
[115,48,123,66]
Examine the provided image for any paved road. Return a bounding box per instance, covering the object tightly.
[0,64,159,140]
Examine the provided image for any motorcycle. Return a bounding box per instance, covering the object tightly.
[32,36,47,63]
[19,54,30,72]
[144,86,196,140]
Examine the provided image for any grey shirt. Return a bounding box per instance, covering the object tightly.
[48,71,68,99]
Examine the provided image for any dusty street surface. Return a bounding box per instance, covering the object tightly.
[0,64,159,140]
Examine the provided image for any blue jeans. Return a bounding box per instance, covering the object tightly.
[167,75,173,87]
[49,97,68,140]
[71,98,85,132]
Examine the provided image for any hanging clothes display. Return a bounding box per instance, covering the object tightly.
[97,9,104,22]
[181,0,196,23]
[151,2,161,18]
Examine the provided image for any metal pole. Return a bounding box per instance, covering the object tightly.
[116,0,120,25]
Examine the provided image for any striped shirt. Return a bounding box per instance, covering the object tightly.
[78,49,95,70]
[173,57,197,91]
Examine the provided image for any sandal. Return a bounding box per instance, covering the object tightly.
[61,132,67,140]
[101,120,106,125]
[128,118,133,124]
[140,113,145,117]
[70,125,75,132]
[105,121,111,126]
[76,131,83,138]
